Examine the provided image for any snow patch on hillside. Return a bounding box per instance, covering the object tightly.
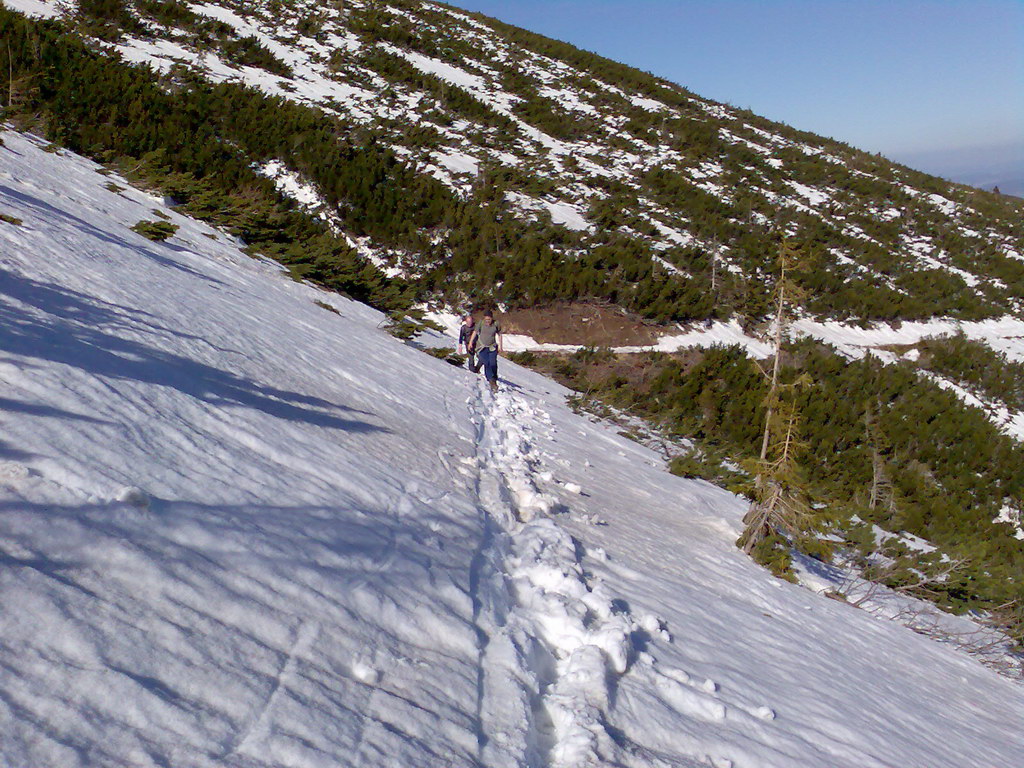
[505,310,1024,439]
[793,316,1024,363]
[994,503,1024,540]
[505,320,774,358]
[505,192,591,232]
[3,0,59,18]
[787,180,832,208]
[7,0,1018,321]
[392,45,488,91]
[434,148,480,177]
[259,160,326,210]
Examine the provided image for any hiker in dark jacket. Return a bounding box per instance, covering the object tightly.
[469,310,504,392]
[457,312,479,372]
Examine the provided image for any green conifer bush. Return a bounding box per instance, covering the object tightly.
[131,219,178,240]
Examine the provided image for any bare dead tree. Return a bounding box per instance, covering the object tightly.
[839,553,972,608]
[864,405,898,514]
[838,565,1022,679]
[739,240,814,553]
[739,394,814,554]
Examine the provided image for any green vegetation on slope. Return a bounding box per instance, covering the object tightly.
[1,8,407,309]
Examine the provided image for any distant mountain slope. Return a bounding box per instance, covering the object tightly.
[893,143,1024,198]
[3,125,1024,768]
[971,175,1024,199]
[4,0,1024,325]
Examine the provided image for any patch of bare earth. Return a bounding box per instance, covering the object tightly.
[499,301,664,346]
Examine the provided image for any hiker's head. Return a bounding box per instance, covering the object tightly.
[483,310,494,324]
[463,312,474,325]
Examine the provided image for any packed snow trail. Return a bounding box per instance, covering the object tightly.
[468,382,645,767]
[2,129,1024,767]
[468,383,783,768]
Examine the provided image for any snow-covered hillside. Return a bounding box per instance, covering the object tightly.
[3,131,1023,767]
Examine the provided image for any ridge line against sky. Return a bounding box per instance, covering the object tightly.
[443,0,1024,194]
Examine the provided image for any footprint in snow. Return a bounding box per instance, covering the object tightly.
[655,672,727,722]
[647,659,777,725]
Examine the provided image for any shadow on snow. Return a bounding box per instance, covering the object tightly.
[0,269,385,434]
[0,182,222,284]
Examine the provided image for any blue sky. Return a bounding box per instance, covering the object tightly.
[444,0,1024,189]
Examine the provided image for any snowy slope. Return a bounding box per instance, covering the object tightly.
[2,130,1024,767]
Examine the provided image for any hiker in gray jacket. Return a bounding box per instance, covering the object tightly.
[470,310,504,392]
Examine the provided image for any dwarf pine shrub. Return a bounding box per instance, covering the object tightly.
[131,219,178,241]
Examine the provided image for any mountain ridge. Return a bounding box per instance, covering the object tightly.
[6,0,1023,326]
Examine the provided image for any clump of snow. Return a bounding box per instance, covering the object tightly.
[3,0,62,19]
[351,657,382,685]
[114,485,151,510]
[994,503,1024,540]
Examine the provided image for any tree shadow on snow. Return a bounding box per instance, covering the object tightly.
[0,267,234,351]
[0,549,101,599]
[0,396,115,425]
[0,492,484,765]
[792,550,847,587]
[0,438,35,461]
[0,183,222,284]
[0,270,385,434]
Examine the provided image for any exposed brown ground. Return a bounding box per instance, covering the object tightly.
[497,301,665,346]
[581,347,709,388]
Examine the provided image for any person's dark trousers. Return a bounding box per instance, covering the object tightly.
[467,349,480,373]
[478,347,498,382]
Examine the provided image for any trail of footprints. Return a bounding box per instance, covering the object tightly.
[465,387,776,768]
